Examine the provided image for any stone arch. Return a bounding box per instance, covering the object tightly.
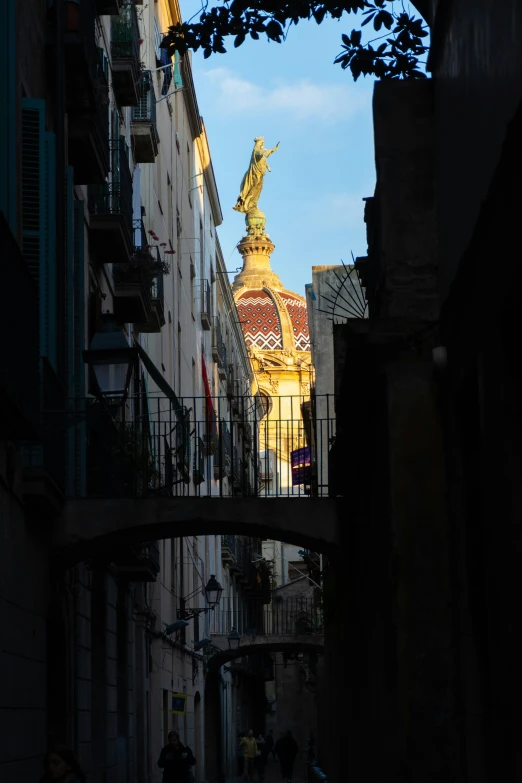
[53,497,342,566]
[206,638,324,674]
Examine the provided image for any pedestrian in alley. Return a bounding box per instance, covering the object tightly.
[158,730,196,783]
[240,729,258,781]
[265,729,276,760]
[238,731,246,777]
[40,745,85,783]
[256,733,267,781]
[274,731,299,783]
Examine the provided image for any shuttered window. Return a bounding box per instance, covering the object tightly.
[68,199,87,496]
[21,98,58,369]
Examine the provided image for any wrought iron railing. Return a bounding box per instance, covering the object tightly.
[111,0,140,63]
[88,137,133,245]
[45,394,336,499]
[212,316,227,371]
[132,72,157,127]
[208,598,323,637]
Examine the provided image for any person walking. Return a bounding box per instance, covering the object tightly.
[238,731,246,777]
[256,733,267,781]
[265,729,275,760]
[239,729,258,781]
[274,731,299,783]
[40,746,85,783]
[158,730,195,783]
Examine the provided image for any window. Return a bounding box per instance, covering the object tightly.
[154,16,162,63]
[260,393,272,419]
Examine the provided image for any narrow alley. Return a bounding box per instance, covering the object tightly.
[3,1,522,782]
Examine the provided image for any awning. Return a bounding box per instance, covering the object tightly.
[135,341,182,415]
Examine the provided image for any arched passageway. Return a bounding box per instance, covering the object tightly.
[53,496,343,565]
[205,637,324,673]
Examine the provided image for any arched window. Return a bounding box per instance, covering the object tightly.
[260,392,272,419]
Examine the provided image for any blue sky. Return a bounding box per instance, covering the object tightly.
[178,4,377,296]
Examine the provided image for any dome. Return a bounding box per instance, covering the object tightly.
[279,292,310,352]
[236,287,310,353]
[232,218,310,354]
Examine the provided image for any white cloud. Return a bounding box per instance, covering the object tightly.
[203,67,368,123]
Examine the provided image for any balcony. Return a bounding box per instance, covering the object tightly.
[111,1,141,107]
[23,359,67,517]
[113,261,152,324]
[197,279,212,330]
[88,137,133,263]
[131,73,159,163]
[0,214,39,439]
[221,535,236,563]
[47,0,110,183]
[114,541,160,582]
[212,317,227,379]
[135,261,165,332]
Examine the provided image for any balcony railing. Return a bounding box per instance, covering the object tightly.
[48,0,110,182]
[111,1,141,106]
[212,317,227,377]
[196,279,212,330]
[131,72,159,162]
[112,261,153,324]
[114,540,160,581]
[88,137,133,262]
[208,598,323,636]
[48,394,336,499]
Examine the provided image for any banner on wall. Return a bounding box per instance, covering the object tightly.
[290,446,311,486]
[172,693,187,715]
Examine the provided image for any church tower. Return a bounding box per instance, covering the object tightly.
[231,207,313,498]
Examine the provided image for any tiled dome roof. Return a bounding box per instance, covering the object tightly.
[236,290,283,350]
[236,287,310,352]
[279,292,310,352]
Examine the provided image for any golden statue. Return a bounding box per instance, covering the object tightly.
[233,137,280,214]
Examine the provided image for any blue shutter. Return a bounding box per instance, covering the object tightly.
[65,166,75,397]
[71,200,87,496]
[21,98,57,368]
[0,0,17,231]
[45,132,57,369]
[173,52,182,89]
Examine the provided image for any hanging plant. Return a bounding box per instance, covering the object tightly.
[128,247,171,277]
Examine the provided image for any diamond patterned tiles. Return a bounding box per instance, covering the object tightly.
[237,290,283,350]
[280,292,310,351]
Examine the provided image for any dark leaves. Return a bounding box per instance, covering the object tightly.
[265,19,283,40]
[160,0,429,83]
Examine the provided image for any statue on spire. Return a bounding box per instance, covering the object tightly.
[233,137,279,235]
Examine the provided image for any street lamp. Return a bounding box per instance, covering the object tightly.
[227,627,241,651]
[204,575,223,608]
[83,317,137,403]
[180,575,224,621]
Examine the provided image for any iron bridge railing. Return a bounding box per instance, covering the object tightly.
[206,598,323,637]
[48,394,336,499]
